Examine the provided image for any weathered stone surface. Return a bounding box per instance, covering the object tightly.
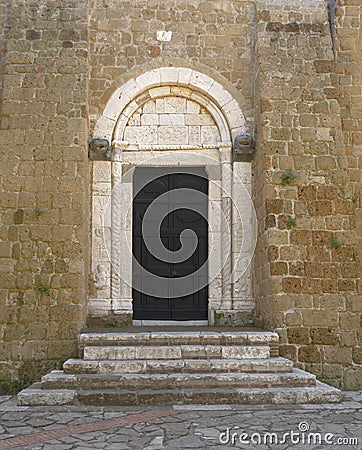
[252,0,362,390]
[79,331,280,348]
[83,344,271,361]
[2,392,362,449]
[0,0,89,392]
[40,370,317,391]
[343,367,362,390]
[64,357,293,375]
[0,0,361,393]
[17,387,75,406]
[16,384,342,406]
[17,330,342,406]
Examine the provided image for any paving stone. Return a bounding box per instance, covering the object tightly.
[1,425,34,435]
[1,393,359,450]
[194,426,221,440]
[164,434,205,448]
[105,445,130,450]
[41,443,69,450]
[141,435,164,449]
[27,418,55,428]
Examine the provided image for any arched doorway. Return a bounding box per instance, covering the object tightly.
[89,67,256,326]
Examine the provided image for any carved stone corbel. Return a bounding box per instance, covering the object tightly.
[88,137,111,161]
[233,132,254,162]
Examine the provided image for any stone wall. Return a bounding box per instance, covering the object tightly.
[0,0,361,391]
[0,0,89,391]
[88,0,255,133]
[253,0,362,389]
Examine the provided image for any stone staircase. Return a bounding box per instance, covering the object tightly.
[18,329,342,406]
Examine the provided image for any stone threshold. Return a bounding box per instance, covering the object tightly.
[133,320,209,326]
[83,325,265,333]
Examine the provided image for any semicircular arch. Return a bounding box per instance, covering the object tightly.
[94,66,248,145]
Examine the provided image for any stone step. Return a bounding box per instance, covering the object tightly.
[17,381,342,406]
[63,357,294,375]
[41,369,316,390]
[83,345,270,360]
[16,329,343,407]
[79,331,279,348]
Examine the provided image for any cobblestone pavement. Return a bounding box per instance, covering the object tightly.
[0,392,361,449]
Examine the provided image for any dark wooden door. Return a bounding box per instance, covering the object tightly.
[133,168,208,320]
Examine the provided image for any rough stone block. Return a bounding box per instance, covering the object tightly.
[310,328,338,345]
[18,387,75,406]
[343,366,362,390]
[287,327,311,345]
[298,346,321,364]
[324,347,352,365]
[302,310,339,327]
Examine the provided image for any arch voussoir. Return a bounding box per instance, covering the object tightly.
[94,67,248,144]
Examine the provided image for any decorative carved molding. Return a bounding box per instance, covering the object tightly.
[112,140,129,148]
[89,68,256,319]
[117,142,233,152]
[93,162,111,182]
[218,142,233,149]
[93,264,109,290]
[111,165,123,301]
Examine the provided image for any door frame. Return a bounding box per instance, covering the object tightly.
[110,145,229,325]
[89,145,255,325]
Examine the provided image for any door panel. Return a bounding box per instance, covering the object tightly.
[132,168,208,320]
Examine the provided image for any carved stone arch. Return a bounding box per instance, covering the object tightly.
[113,86,229,145]
[93,66,248,144]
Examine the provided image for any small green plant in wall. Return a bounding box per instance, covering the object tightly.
[2,380,31,395]
[352,194,359,207]
[36,284,50,296]
[287,217,297,227]
[34,207,45,218]
[281,170,297,187]
[329,237,342,249]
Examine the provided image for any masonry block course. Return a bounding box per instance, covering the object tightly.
[253,0,362,389]
[0,0,89,391]
[0,0,361,392]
